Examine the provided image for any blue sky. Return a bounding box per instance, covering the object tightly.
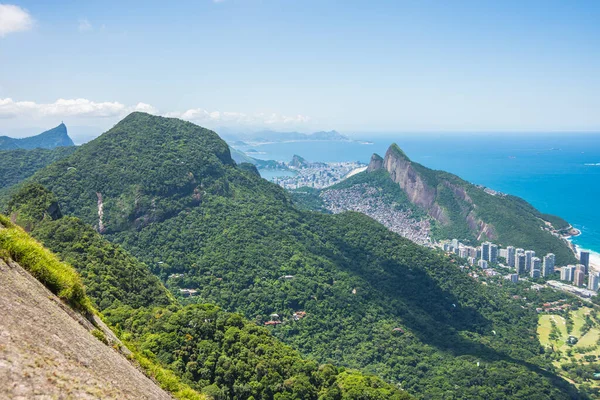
[1,0,599,140]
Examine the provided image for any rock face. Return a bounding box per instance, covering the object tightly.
[366,153,384,172]
[369,145,449,224]
[367,143,494,239]
[290,154,308,168]
[0,255,172,400]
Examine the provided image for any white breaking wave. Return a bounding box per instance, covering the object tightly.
[584,163,600,166]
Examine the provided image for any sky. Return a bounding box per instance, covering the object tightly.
[1,0,599,142]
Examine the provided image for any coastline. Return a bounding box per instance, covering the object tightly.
[569,240,600,273]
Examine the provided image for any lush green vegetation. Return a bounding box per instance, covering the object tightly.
[22,112,235,233]
[0,213,92,313]
[0,146,76,190]
[6,182,409,399]
[6,112,585,398]
[107,303,410,400]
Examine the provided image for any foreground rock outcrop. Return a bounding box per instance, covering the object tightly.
[0,256,171,400]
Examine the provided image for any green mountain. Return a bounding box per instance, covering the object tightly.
[0,123,75,150]
[311,144,576,265]
[8,112,586,398]
[3,183,409,400]
[0,146,77,190]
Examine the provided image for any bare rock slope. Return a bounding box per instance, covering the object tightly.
[0,255,171,399]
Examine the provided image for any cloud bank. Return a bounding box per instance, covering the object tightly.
[0,4,34,37]
[0,97,310,128]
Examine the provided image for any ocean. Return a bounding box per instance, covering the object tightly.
[243,133,600,258]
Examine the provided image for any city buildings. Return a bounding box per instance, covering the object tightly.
[580,251,590,274]
[478,259,488,269]
[525,250,535,272]
[481,242,491,262]
[574,269,585,287]
[516,254,527,274]
[489,244,498,264]
[560,265,576,282]
[506,246,516,268]
[588,272,599,292]
[542,253,555,277]
[530,257,541,278]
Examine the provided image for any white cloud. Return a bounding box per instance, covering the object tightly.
[0,98,126,118]
[78,18,92,32]
[169,108,310,126]
[133,102,159,115]
[0,4,34,37]
[0,97,311,129]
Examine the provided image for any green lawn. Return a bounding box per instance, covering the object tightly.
[537,306,600,389]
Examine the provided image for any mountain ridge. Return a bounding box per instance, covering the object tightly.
[355,143,576,264]
[0,123,75,150]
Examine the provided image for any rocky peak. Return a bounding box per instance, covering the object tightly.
[366,153,384,172]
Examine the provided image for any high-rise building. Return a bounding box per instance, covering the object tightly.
[476,248,482,259]
[560,265,576,282]
[589,273,600,292]
[489,244,498,264]
[481,242,491,261]
[530,257,541,278]
[580,251,590,274]
[478,259,488,269]
[542,253,555,277]
[468,247,478,258]
[574,270,585,287]
[443,243,451,252]
[524,250,535,272]
[508,273,519,283]
[459,248,468,258]
[499,248,508,260]
[507,246,516,268]
[516,254,527,275]
[452,239,460,249]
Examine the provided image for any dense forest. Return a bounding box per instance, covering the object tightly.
[0,146,76,190]
[3,183,409,400]
[0,112,587,398]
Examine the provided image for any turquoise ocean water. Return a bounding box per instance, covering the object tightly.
[244,133,600,255]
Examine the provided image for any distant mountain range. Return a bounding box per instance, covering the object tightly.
[0,123,75,150]
[222,129,349,144]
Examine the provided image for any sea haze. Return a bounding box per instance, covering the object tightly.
[241,133,600,255]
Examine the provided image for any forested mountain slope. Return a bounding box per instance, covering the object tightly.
[0,123,75,150]
[0,146,76,190]
[4,183,408,400]
[8,112,584,399]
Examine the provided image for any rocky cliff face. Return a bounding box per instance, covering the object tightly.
[367,144,496,240]
[369,145,449,224]
[0,255,171,400]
